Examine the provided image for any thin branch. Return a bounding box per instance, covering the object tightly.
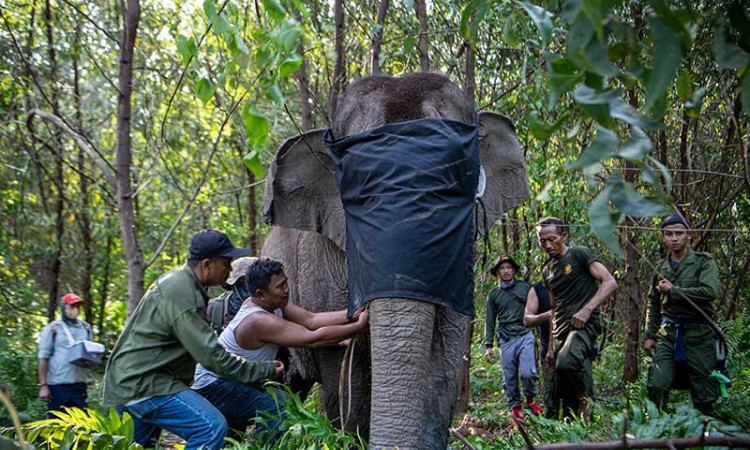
[145,89,249,268]
[28,109,117,187]
[450,428,477,450]
[60,0,119,44]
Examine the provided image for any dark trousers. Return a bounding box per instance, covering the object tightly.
[48,383,88,417]
[553,325,597,417]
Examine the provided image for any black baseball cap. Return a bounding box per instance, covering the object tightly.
[489,255,521,276]
[660,213,690,230]
[188,229,250,260]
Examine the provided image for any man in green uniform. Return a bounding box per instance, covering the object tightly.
[535,217,617,419]
[484,255,543,423]
[643,214,720,415]
[102,229,283,450]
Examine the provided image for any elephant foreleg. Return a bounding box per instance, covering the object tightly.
[369,298,435,450]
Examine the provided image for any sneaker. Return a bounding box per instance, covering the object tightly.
[511,406,525,424]
[527,401,544,416]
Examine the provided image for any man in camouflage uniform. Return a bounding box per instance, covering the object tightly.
[643,214,720,415]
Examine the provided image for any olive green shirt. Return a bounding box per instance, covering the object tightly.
[644,249,719,340]
[545,246,601,339]
[484,280,532,347]
[102,265,276,406]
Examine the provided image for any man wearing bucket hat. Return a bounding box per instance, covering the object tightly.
[484,255,543,423]
[38,293,94,416]
[206,256,257,334]
[103,229,283,450]
[643,213,721,415]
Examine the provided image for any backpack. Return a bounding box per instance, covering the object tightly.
[207,292,232,334]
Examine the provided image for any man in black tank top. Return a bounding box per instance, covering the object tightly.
[524,282,554,417]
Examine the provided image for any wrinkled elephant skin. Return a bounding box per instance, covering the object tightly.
[262,73,529,449]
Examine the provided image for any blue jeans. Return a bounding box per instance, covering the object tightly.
[123,389,227,450]
[47,383,88,417]
[194,378,286,444]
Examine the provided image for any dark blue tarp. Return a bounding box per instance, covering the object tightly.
[326,118,479,318]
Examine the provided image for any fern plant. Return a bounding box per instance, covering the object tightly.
[23,407,140,450]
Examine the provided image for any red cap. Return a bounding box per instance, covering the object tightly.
[63,293,84,305]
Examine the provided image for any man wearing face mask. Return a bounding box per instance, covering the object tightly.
[38,293,94,416]
[207,257,257,334]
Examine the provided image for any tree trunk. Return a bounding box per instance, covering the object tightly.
[371,0,390,74]
[96,223,114,337]
[44,0,64,322]
[621,8,645,384]
[296,46,314,131]
[455,35,476,415]
[328,0,345,121]
[415,0,429,71]
[245,167,258,252]
[116,0,145,314]
[73,23,94,326]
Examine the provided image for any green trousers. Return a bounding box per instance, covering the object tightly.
[647,321,719,413]
[553,325,597,416]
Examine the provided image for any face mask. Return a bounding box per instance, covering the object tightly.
[65,306,80,320]
[232,284,253,302]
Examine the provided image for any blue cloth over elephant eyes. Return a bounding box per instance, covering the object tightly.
[326,118,480,318]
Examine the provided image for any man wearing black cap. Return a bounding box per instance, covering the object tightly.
[484,255,543,423]
[643,214,720,414]
[103,229,283,450]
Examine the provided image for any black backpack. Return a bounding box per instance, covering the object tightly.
[207,292,232,334]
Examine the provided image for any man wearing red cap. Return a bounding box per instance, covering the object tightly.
[38,293,94,416]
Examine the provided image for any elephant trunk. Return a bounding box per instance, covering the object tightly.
[369,298,466,450]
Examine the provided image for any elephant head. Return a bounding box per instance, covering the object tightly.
[262,73,529,449]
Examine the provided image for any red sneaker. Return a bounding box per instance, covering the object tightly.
[512,406,525,424]
[528,401,544,416]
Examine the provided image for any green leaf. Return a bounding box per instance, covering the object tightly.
[404,35,416,53]
[203,0,218,22]
[579,0,605,38]
[609,180,670,217]
[520,2,553,45]
[713,17,750,70]
[568,126,617,169]
[195,78,215,102]
[243,151,268,178]
[279,55,302,78]
[645,17,682,110]
[609,98,661,129]
[233,30,250,55]
[588,186,622,256]
[573,85,622,104]
[647,155,673,193]
[618,127,652,161]
[243,105,269,148]
[547,55,583,103]
[502,18,519,48]
[461,0,489,45]
[529,112,551,140]
[176,35,197,66]
[211,13,230,35]
[676,70,692,101]
[277,20,302,53]
[261,76,284,105]
[260,0,287,21]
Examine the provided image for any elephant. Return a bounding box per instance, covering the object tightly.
[261,72,529,449]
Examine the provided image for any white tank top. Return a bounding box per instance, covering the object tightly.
[192,305,282,390]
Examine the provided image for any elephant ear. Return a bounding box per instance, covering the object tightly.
[262,129,346,250]
[478,111,530,233]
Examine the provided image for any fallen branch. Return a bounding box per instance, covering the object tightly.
[450,428,477,450]
[534,435,750,450]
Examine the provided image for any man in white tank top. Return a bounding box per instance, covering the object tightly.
[193,257,369,444]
